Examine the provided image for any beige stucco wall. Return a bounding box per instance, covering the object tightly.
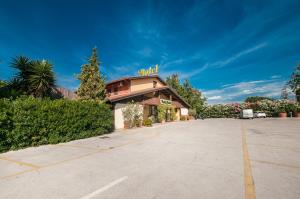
[114,103,127,129]
[130,77,165,92]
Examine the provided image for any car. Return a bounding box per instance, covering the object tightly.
[240,109,254,119]
[254,111,267,118]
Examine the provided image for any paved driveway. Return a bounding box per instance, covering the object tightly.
[0,119,299,199]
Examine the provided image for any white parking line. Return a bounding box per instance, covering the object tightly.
[80,176,128,199]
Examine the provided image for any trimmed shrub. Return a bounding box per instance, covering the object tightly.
[143,118,152,127]
[0,99,13,152]
[0,97,113,152]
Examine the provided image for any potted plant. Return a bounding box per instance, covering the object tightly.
[295,104,300,117]
[124,120,131,129]
[276,103,287,118]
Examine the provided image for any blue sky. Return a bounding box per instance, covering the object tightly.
[0,0,299,103]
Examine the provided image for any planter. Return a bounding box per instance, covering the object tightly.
[296,112,300,118]
[124,121,130,129]
[279,112,287,118]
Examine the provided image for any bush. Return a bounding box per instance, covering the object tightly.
[143,118,152,127]
[157,104,176,122]
[0,99,13,152]
[0,97,113,152]
[122,101,143,128]
[201,100,299,118]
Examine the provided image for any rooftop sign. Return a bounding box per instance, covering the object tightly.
[138,64,158,76]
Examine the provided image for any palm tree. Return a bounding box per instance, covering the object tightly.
[29,60,56,97]
[10,56,33,92]
[10,56,56,98]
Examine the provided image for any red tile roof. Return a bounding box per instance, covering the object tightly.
[105,75,167,86]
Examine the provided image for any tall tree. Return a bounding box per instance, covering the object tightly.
[77,47,106,100]
[166,74,184,96]
[166,74,206,115]
[182,79,193,102]
[288,63,300,102]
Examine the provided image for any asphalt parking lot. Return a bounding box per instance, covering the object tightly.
[0,118,299,199]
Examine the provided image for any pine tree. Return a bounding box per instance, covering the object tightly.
[166,74,184,96]
[166,74,206,115]
[77,48,106,100]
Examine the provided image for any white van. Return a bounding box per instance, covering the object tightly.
[240,109,254,119]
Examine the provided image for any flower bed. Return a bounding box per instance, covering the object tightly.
[202,100,300,118]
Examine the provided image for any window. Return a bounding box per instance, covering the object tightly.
[153,81,157,88]
[113,87,118,95]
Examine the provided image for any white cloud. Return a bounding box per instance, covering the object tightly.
[202,77,289,104]
[207,96,222,100]
[159,42,267,79]
[212,42,267,68]
[270,75,281,79]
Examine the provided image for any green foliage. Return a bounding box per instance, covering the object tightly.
[166,74,183,95]
[0,99,13,152]
[0,97,113,153]
[28,60,56,97]
[143,118,152,127]
[188,109,197,117]
[0,86,23,99]
[157,104,176,122]
[0,80,7,88]
[245,96,274,103]
[10,56,33,92]
[166,74,206,115]
[170,107,176,121]
[288,63,300,102]
[9,56,56,98]
[77,48,106,100]
[122,101,143,128]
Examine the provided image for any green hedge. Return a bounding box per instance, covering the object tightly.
[0,97,113,153]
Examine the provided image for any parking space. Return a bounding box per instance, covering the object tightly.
[0,119,299,199]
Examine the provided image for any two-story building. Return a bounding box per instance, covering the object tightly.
[105,75,190,129]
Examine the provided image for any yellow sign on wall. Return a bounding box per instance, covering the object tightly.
[138,64,158,76]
